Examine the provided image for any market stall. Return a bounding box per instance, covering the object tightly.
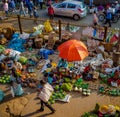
[0,19,119,108]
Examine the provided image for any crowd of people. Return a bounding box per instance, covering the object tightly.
[2,0,55,22]
[2,0,120,26]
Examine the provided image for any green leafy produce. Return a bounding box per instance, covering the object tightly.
[61,83,73,91]
[0,75,10,84]
[18,56,28,64]
[64,77,71,83]
[49,91,67,104]
[54,85,59,91]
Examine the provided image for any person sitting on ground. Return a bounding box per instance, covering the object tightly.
[6,58,14,70]
[13,60,23,71]
[57,58,68,69]
[43,73,49,82]
[0,60,7,74]
[46,59,53,68]
[47,73,54,84]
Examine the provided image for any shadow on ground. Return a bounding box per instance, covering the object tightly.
[22,110,53,117]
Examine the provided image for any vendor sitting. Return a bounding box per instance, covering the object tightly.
[13,60,23,71]
[47,73,54,84]
[0,60,7,74]
[6,58,14,70]
[57,58,68,69]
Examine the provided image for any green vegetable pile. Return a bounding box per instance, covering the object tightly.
[109,89,120,96]
[0,75,10,84]
[0,45,5,53]
[61,83,73,91]
[74,78,89,89]
[48,90,66,104]
[18,56,28,64]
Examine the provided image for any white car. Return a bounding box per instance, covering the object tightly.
[50,0,87,20]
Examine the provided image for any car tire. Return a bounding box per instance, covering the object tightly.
[112,15,119,23]
[98,14,105,22]
[73,14,80,21]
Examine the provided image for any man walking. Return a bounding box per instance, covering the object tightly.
[104,6,112,27]
[37,80,56,113]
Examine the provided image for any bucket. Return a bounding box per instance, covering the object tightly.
[113,52,120,66]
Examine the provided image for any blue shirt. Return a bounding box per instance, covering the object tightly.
[106,12,112,19]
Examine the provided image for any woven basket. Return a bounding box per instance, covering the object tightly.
[100,42,113,52]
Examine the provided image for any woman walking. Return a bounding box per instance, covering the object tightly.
[19,0,26,17]
[3,0,9,17]
[48,5,54,20]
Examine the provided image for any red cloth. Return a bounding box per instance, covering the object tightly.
[84,65,90,73]
[48,6,54,15]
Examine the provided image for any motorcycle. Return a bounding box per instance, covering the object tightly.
[98,11,119,23]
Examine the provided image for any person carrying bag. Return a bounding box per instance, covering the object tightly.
[37,80,56,113]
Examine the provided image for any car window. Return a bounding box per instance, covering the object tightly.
[56,3,67,8]
[78,4,82,8]
[67,3,76,9]
[78,3,85,9]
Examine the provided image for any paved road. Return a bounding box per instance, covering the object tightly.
[37,9,120,29]
[1,8,120,30]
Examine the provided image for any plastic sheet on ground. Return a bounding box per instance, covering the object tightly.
[56,94,71,103]
[20,32,30,39]
[7,33,26,52]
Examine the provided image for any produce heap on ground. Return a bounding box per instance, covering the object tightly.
[81,103,120,117]
[0,20,120,115]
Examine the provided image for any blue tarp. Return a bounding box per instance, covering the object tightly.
[7,33,26,52]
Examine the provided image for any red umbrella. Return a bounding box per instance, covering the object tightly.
[58,39,89,62]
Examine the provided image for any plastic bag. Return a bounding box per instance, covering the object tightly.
[38,83,53,102]
[109,34,118,45]
[9,49,21,58]
[11,87,15,97]
[33,24,44,32]
[20,32,30,39]
[82,27,94,37]
[0,90,4,101]
[98,46,105,52]
[44,20,53,33]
